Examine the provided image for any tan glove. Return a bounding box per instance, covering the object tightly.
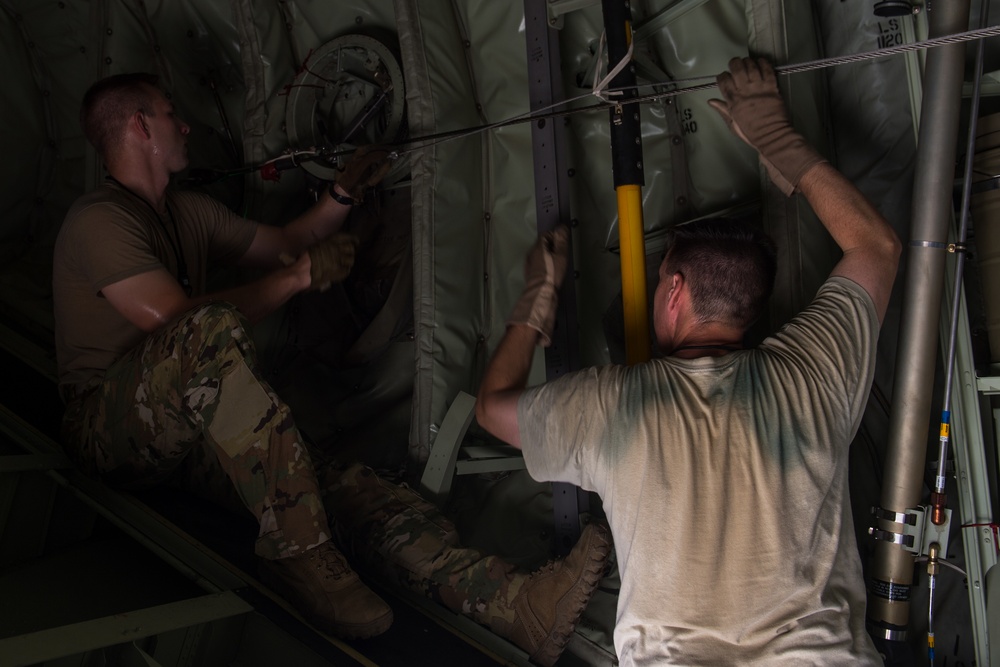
[308,233,358,292]
[507,225,569,347]
[708,57,825,196]
[333,145,394,202]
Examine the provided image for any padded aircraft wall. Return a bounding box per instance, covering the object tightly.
[0,0,915,462]
[0,1,983,662]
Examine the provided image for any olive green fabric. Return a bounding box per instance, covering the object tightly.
[53,182,256,395]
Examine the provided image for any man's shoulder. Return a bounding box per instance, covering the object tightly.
[59,185,144,244]
[810,275,880,325]
[167,189,249,233]
[65,183,131,218]
[168,189,234,216]
[818,275,876,302]
[169,188,220,207]
[758,275,880,360]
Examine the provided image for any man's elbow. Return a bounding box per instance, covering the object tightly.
[883,227,903,273]
[474,395,493,435]
[135,310,175,334]
[474,393,523,449]
[131,298,197,334]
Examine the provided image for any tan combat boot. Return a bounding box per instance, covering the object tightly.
[491,521,613,666]
[259,541,393,640]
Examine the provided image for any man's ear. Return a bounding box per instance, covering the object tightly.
[668,271,685,308]
[131,110,150,139]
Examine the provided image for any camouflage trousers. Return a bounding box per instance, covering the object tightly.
[320,462,535,631]
[60,302,330,560]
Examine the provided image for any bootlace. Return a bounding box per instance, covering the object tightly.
[529,560,558,579]
[311,546,351,578]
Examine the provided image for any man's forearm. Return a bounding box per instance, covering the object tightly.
[238,186,354,271]
[798,162,901,321]
[201,263,309,324]
[282,186,353,253]
[798,163,897,255]
[475,324,540,448]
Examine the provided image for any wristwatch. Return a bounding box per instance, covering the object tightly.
[328,183,357,206]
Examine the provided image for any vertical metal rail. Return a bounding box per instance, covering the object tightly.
[929,3,997,662]
[867,0,972,642]
[942,252,996,665]
[601,0,650,366]
[523,0,585,554]
[934,0,989,535]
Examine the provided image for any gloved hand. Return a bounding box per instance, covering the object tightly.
[307,233,359,292]
[332,145,394,202]
[708,57,826,196]
[507,225,569,347]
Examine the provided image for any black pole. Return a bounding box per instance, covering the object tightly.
[601,0,645,188]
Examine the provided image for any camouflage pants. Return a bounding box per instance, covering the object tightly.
[60,302,330,560]
[320,462,533,630]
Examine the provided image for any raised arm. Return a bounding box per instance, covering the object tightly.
[239,145,394,269]
[709,57,900,322]
[798,163,900,322]
[475,226,570,447]
[103,146,392,333]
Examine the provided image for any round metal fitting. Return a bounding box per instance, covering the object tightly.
[873,1,912,17]
[284,33,406,180]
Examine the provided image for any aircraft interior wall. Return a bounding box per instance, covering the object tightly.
[0,0,997,665]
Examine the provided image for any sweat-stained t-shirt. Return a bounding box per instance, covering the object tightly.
[517,276,882,666]
[53,181,256,396]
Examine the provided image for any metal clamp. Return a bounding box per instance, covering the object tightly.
[612,102,624,126]
[868,505,952,557]
[868,526,915,549]
[871,506,917,525]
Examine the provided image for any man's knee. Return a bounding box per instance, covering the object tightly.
[170,302,254,357]
[182,301,247,337]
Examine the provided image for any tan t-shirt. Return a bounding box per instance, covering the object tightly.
[518,277,882,666]
[52,181,256,395]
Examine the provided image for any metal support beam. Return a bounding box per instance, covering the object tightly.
[524,0,586,554]
[0,591,253,665]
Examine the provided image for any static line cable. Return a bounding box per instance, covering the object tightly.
[197,24,1000,174]
[933,0,991,528]
[623,24,1000,104]
[385,90,606,158]
[381,24,1000,160]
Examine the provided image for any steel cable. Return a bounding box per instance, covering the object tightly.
[379,24,1000,159]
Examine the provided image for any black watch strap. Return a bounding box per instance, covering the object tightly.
[328,184,357,206]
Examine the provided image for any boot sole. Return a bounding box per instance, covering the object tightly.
[258,563,395,641]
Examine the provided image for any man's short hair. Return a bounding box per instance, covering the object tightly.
[663,217,777,331]
[80,72,161,158]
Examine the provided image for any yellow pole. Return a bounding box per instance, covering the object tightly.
[601,0,648,365]
[616,185,650,365]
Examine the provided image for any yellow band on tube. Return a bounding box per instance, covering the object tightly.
[616,184,650,365]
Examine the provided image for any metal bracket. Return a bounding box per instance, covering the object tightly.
[868,504,953,557]
[612,102,624,125]
[545,0,600,30]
